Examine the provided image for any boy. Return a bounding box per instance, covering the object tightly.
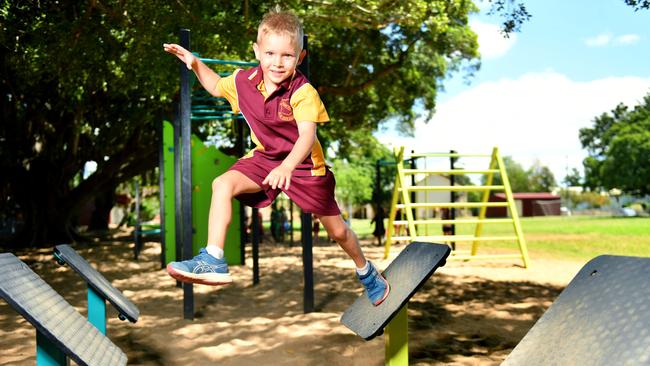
[163,8,390,306]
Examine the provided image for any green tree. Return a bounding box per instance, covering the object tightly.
[563,168,582,187]
[527,160,556,192]
[482,156,530,192]
[579,94,650,195]
[2,1,487,245]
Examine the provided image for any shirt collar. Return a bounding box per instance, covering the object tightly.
[248,66,296,93]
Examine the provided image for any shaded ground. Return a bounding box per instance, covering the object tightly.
[0,231,584,365]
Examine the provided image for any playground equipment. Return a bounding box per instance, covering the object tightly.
[343,241,650,365]
[342,242,450,366]
[166,29,317,320]
[503,254,650,364]
[0,246,140,365]
[54,244,139,331]
[385,147,530,268]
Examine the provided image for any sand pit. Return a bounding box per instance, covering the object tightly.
[0,232,585,365]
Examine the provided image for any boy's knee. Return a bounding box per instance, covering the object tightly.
[212,175,232,194]
[330,226,350,243]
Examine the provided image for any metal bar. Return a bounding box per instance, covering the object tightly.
[384,148,403,258]
[173,105,182,275]
[449,254,523,260]
[401,169,499,175]
[401,185,505,191]
[409,151,417,228]
[252,208,260,285]
[496,150,531,268]
[449,149,457,250]
[390,235,518,242]
[393,218,514,225]
[87,285,107,335]
[133,180,141,260]
[405,152,492,158]
[396,202,509,208]
[385,305,408,366]
[180,28,194,321]
[198,57,257,66]
[301,211,314,313]
[237,119,247,266]
[158,119,166,269]
[471,148,498,256]
[298,35,314,314]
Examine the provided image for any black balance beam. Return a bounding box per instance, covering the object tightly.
[0,253,127,366]
[503,254,650,365]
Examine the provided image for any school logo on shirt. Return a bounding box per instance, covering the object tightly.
[278,98,294,121]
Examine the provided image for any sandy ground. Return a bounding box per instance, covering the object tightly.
[0,232,586,365]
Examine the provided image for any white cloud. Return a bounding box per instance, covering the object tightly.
[377,72,650,184]
[615,34,641,45]
[585,33,613,47]
[470,20,517,59]
[585,32,641,47]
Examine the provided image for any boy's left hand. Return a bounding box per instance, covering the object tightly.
[263,164,294,190]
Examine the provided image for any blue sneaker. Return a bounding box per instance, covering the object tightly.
[166,248,232,285]
[357,261,390,306]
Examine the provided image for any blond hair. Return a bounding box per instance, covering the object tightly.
[257,6,304,50]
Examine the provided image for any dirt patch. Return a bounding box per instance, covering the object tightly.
[0,234,585,365]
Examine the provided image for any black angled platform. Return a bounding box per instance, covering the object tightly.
[504,255,650,365]
[0,252,127,366]
[54,244,139,323]
[341,242,450,340]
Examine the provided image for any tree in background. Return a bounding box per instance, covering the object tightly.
[527,160,556,192]
[480,156,556,192]
[12,0,646,244]
[563,168,583,187]
[580,94,650,196]
[2,1,488,245]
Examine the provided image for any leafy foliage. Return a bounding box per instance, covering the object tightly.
[1,1,484,244]
[580,94,650,195]
[482,156,556,192]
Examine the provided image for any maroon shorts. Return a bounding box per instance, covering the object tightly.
[228,155,341,216]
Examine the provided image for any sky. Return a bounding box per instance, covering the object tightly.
[375,0,650,184]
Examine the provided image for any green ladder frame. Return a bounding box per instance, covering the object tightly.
[385,146,530,268]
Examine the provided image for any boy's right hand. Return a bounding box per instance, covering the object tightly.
[163,43,195,70]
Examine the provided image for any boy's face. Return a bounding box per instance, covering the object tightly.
[253,32,306,89]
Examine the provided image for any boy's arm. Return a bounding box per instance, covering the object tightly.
[262,121,316,190]
[163,43,222,97]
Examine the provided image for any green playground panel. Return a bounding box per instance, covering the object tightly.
[163,120,241,265]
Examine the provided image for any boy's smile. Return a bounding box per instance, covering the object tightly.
[254,33,305,93]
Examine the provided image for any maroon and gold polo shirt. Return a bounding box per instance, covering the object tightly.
[216,66,330,176]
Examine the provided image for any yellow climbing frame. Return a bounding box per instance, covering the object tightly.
[384,147,531,268]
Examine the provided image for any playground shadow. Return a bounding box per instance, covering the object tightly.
[0,234,569,365]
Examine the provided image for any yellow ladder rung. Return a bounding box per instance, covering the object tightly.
[393,218,514,225]
[396,202,509,209]
[449,254,523,261]
[401,185,505,192]
[390,235,519,242]
[405,153,492,158]
[391,236,415,241]
[401,169,500,175]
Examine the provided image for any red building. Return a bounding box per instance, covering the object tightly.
[486,193,561,217]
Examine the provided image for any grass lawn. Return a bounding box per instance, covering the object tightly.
[351,216,650,262]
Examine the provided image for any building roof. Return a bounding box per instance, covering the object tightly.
[494,193,560,200]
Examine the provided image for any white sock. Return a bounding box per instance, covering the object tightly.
[356,261,371,276]
[206,245,224,259]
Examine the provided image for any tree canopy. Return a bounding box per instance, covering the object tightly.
[481,156,556,192]
[3,0,643,244]
[1,1,482,244]
[580,94,650,195]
